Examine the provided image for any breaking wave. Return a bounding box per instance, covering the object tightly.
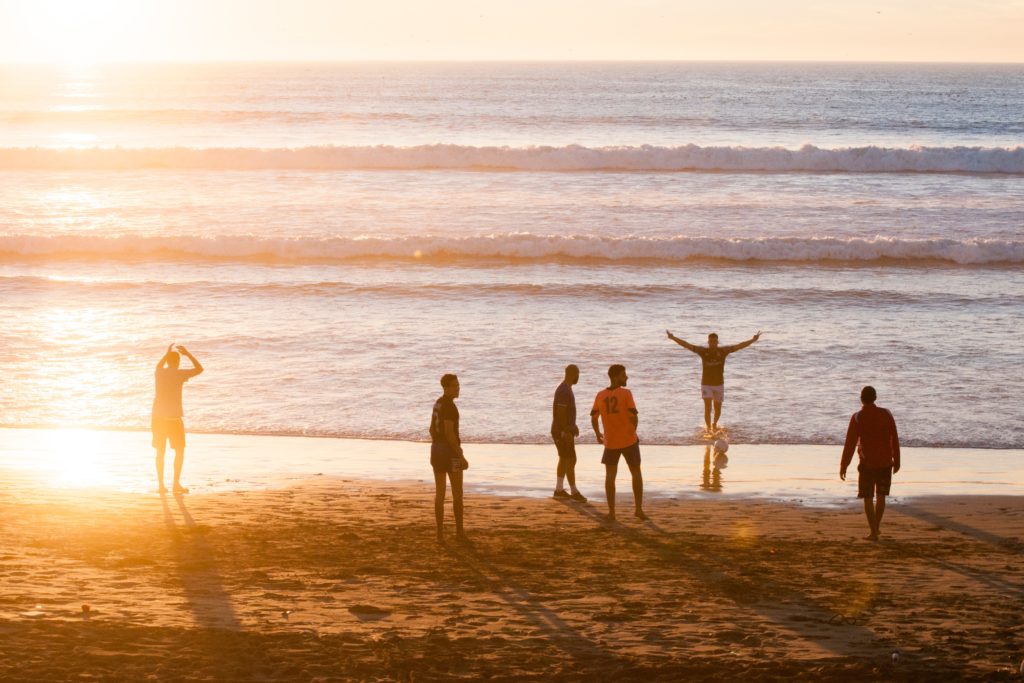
[1,233,1020,265]
[1,143,1022,173]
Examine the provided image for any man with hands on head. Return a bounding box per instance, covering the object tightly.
[152,343,204,495]
[665,329,761,434]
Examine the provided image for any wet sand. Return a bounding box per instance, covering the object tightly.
[1,477,1022,681]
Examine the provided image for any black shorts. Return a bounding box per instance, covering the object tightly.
[858,464,892,498]
[552,434,577,464]
[430,443,464,475]
[601,441,641,469]
[152,417,185,451]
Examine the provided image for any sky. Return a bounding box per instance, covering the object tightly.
[1,0,1022,63]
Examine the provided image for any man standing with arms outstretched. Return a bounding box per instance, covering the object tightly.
[552,364,586,502]
[430,373,468,542]
[591,364,646,521]
[153,343,203,495]
[840,386,900,541]
[665,329,761,435]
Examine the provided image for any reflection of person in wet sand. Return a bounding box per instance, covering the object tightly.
[152,343,203,495]
[430,373,468,542]
[591,364,646,521]
[700,445,724,492]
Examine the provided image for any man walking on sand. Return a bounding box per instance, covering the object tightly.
[591,364,646,521]
[153,343,203,495]
[552,364,586,502]
[665,329,761,434]
[840,386,901,541]
[430,373,468,542]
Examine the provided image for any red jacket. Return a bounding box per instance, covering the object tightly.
[841,404,900,471]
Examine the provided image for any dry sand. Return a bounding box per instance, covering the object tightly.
[1,478,1022,681]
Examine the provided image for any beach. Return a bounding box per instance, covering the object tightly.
[1,467,1022,681]
[1,430,1023,680]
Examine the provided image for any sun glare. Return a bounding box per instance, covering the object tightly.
[41,428,116,488]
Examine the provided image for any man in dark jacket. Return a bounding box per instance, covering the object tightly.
[840,386,901,541]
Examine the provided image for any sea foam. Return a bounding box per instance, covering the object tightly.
[1,233,1019,265]
[1,143,1022,173]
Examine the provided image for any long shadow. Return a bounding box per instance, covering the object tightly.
[894,504,1023,597]
[161,494,241,630]
[556,498,884,656]
[444,539,630,670]
[899,503,1023,551]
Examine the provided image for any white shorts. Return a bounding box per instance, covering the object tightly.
[701,385,724,402]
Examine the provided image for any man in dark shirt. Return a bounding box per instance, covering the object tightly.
[840,385,901,541]
[666,329,761,434]
[551,364,586,502]
[430,373,468,542]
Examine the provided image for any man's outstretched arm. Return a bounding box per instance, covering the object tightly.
[176,345,204,377]
[726,331,762,353]
[156,343,174,372]
[666,330,700,353]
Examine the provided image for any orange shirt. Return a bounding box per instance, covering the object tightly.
[591,387,638,449]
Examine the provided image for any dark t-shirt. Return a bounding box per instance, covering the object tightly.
[430,396,460,445]
[551,382,577,435]
[696,347,732,386]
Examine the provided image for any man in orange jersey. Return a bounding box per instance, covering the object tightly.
[591,364,646,521]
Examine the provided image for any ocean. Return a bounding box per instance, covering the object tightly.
[1,62,1022,450]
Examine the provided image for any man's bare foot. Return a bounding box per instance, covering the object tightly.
[455,530,468,543]
[634,510,649,521]
[605,512,616,522]
[158,486,168,494]
[867,532,879,542]
[173,485,189,495]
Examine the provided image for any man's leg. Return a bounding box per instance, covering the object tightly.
[555,456,567,492]
[626,459,646,520]
[712,400,722,429]
[703,398,712,430]
[155,443,167,493]
[604,462,618,520]
[862,494,879,540]
[450,469,465,539]
[433,469,447,540]
[172,448,187,493]
[874,493,886,535]
[565,458,578,494]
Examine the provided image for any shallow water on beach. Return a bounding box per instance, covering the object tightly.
[1,63,1022,449]
[1,429,1021,506]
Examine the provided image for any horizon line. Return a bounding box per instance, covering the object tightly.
[3,58,1024,67]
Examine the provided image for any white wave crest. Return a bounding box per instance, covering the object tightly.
[0,233,1019,265]
[1,143,1022,173]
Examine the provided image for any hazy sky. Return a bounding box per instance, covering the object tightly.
[2,0,1022,63]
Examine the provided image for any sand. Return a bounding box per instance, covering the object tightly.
[1,477,1022,681]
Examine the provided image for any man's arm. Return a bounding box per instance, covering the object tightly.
[591,412,603,444]
[839,414,858,480]
[629,409,638,429]
[666,330,700,353]
[443,419,463,457]
[725,331,762,354]
[553,403,570,439]
[889,412,901,474]
[177,345,204,377]
[156,343,174,372]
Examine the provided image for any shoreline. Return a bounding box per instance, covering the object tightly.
[0,478,1021,680]
[1,427,1022,504]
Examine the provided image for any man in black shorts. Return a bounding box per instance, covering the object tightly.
[840,386,901,541]
[430,373,468,542]
[666,329,761,434]
[551,364,586,501]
